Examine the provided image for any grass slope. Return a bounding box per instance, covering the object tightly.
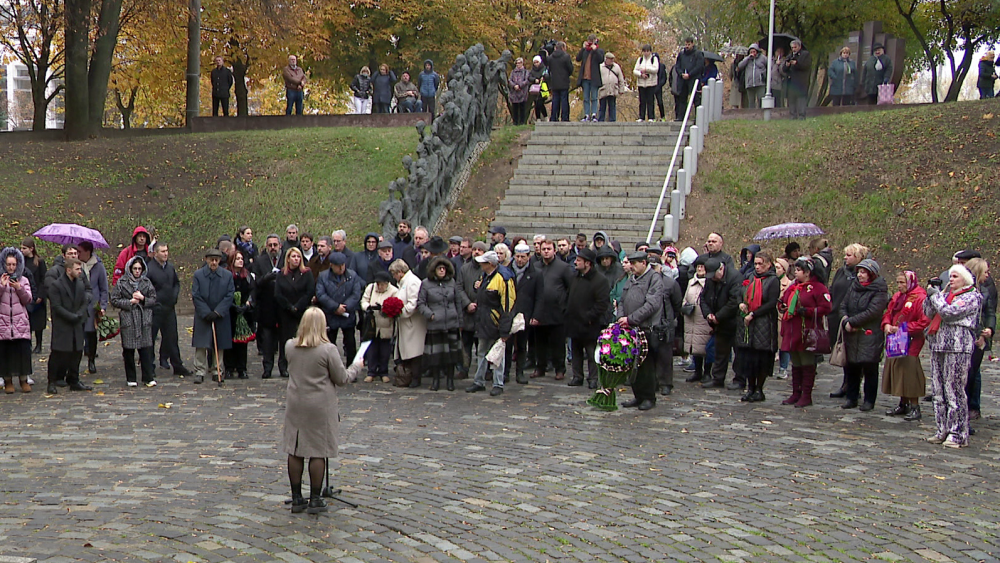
[688,99,1000,279]
[0,127,415,277]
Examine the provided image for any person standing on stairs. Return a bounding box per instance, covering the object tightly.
[546,41,574,122]
[576,34,605,122]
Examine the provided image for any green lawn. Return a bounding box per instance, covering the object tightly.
[0,127,415,277]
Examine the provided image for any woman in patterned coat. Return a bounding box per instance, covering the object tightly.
[923,264,982,448]
[110,256,158,387]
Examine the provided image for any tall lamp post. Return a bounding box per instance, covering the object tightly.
[762,0,776,121]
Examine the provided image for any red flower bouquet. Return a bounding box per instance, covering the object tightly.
[381,296,405,318]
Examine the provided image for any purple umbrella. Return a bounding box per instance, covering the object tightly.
[753,222,825,241]
[33,223,110,249]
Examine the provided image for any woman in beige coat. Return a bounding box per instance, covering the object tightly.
[390,259,427,387]
[280,307,362,514]
[682,261,713,383]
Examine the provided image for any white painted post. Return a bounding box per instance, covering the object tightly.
[662,213,677,242]
[678,168,689,196]
[715,80,724,120]
[690,125,701,154]
[697,105,707,136]
[671,189,684,220]
[704,79,715,123]
[684,145,696,177]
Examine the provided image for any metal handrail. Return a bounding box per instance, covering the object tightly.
[645,79,699,244]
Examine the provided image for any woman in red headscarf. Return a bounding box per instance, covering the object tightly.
[881,271,929,420]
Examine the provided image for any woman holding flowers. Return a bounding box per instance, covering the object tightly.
[778,258,833,408]
[735,251,780,403]
[225,250,255,380]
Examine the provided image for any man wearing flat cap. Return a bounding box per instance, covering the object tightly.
[566,248,610,388]
[506,243,542,384]
[191,248,235,384]
[616,251,664,410]
[700,257,743,390]
[489,226,509,250]
[416,235,449,280]
[316,251,363,364]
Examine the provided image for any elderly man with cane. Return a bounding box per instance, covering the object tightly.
[192,248,235,385]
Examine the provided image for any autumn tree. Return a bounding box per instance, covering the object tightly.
[64,0,130,138]
[0,0,64,130]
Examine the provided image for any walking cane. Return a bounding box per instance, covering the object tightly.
[211,321,223,387]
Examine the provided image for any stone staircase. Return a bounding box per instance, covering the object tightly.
[491,121,686,245]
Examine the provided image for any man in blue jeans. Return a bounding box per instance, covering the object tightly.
[546,41,574,122]
[282,55,307,116]
[576,34,605,122]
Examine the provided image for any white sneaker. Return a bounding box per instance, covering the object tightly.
[926,434,946,444]
[127,381,138,387]
[145,381,157,387]
[636,119,643,122]
[27,377,35,385]
[943,437,967,448]
[777,368,788,379]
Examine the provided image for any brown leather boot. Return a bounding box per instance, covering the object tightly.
[19,377,31,393]
[4,379,14,394]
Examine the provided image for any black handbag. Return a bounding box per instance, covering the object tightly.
[361,309,377,341]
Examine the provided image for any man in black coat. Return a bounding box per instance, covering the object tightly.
[785,40,811,119]
[211,56,235,117]
[147,242,191,376]
[704,232,735,271]
[530,239,575,380]
[506,243,542,384]
[546,41,574,122]
[47,258,92,394]
[565,248,610,388]
[674,37,705,120]
[655,273,683,395]
[700,258,743,389]
[253,235,283,378]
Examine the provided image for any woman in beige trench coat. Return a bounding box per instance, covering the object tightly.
[390,259,427,387]
[280,307,362,514]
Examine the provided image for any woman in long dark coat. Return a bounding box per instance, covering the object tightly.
[19,239,46,353]
[274,247,314,378]
[735,251,780,402]
[280,307,362,514]
[225,250,255,380]
[417,257,465,391]
[840,259,889,412]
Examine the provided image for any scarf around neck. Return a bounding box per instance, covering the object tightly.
[926,285,975,335]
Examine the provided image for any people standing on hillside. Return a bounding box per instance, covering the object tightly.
[372,64,397,114]
[508,58,532,126]
[737,44,768,109]
[283,55,307,116]
[18,239,46,354]
[597,53,624,122]
[528,56,549,122]
[881,271,929,421]
[211,56,235,117]
[633,45,659,122]
[673,37,704,120]
[418,60,441,120]
[576,34,605,122]
[923,265,982,448]
[191,249,235,384]
[770,48,786,107]
[0,247,33,394]
[47,258,92,394]
[110,257,157,387]
[546,42,574,122]
[840,259,889,412]
[351,66,373,115]
[784,40,811,119]
[112,226,150,285]
[861,43,892,105]
[977,52,996,99]
[827,47,857,106]
[394,72,422,113]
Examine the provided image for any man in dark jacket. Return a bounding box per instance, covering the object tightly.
[418,60,440,121]
[278,224,300,268]
[352,233,380,285]
[368,240,395,282]
[47,258,92,394]
[211,56,234,117]
[308,236,334,280]
[147,242,191,376]
[456,241,487,378]
[704,232,735,270]
[546,41,574,122]
[316,252,362,364]
[191,249,235,384]
[253,235,283,378]
[617,252,663,410]
[576,33,605,121]
[700,258,743,389]
[566,248,610,388]
[674,37,705,121]
[392,221,418,267]
[655,272,683,395]
[466,251,516,396]
[507,243,542,384]
[531,239,575,380]
[785,39,811,119]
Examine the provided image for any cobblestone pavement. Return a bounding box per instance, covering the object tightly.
[1,321,998,563]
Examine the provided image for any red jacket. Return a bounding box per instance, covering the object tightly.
[113,226,150,286]
[780,280,833,352]
[881,287,929,356]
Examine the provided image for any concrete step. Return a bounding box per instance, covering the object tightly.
[535,122,684,132]
[521,146,678,156]
[498,198,666,209]
[512,172,668,183]
[527,133,682,143]
[504,184,672,196]
[496,209,655,221]
[517,155,674,166]
[494,222,656,240]
[507,178,670,189]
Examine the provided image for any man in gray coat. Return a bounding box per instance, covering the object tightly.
[456,241,487,378]
[47,258,92,394]
[616,252,664,411]
[191,248,235,384]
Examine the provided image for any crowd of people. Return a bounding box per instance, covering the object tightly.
[0,223,993,448]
